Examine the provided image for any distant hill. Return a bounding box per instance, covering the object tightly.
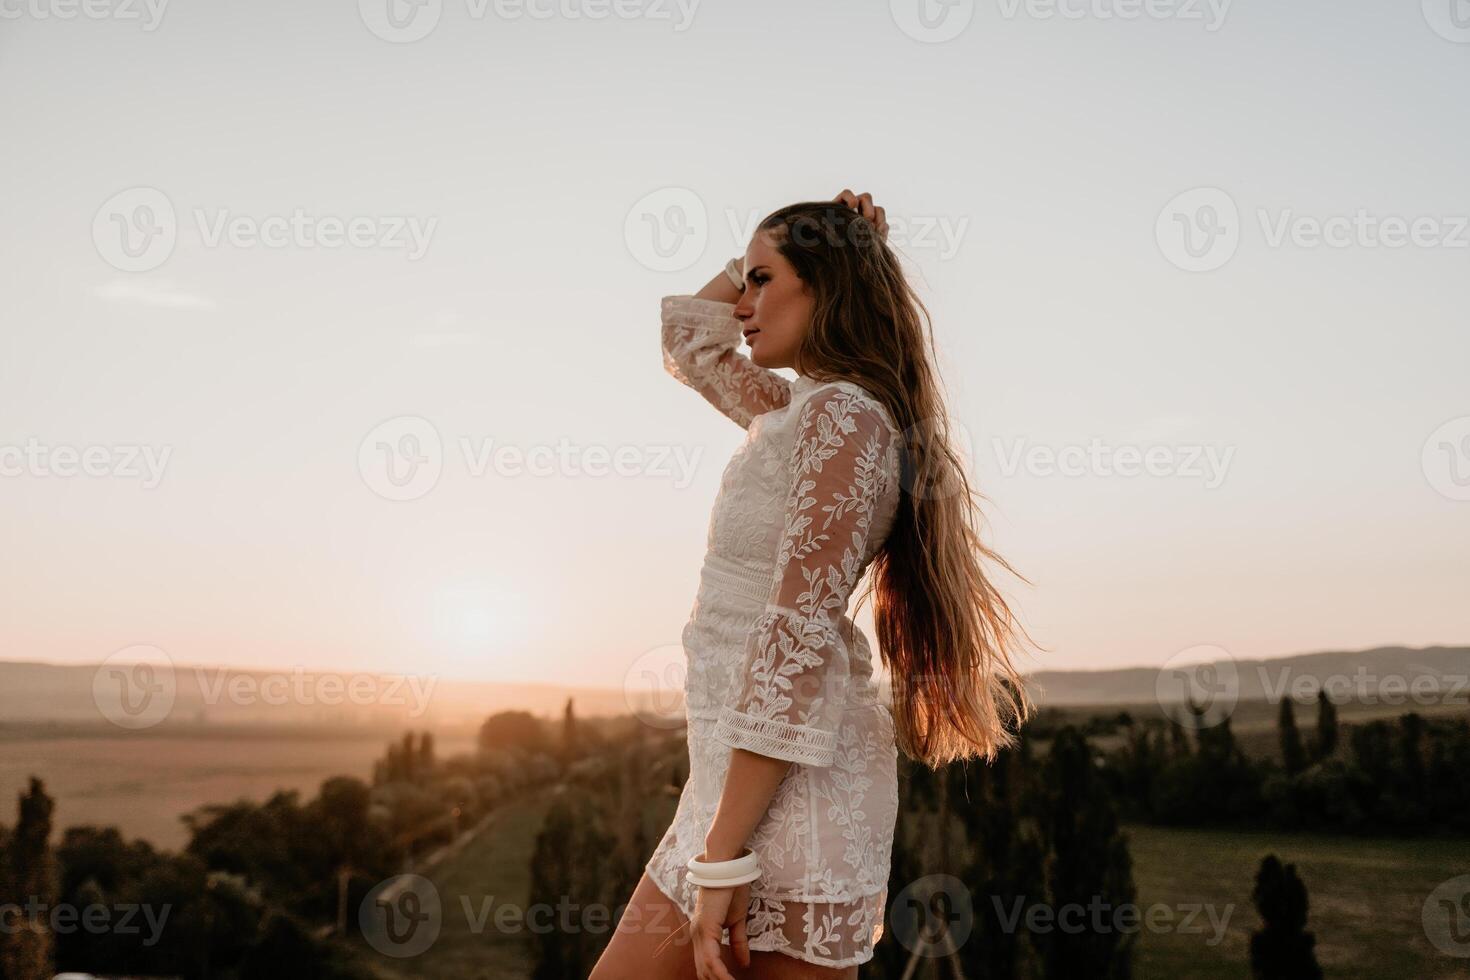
[1022,644,1470,706]
[0,659,637,733]
[0,645,1463,733]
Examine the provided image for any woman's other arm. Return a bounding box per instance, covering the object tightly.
[660,259,792,429]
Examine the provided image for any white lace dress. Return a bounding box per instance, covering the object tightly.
[644,294,902,969]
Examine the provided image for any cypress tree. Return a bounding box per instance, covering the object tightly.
[0,778,58,980]
[1278,698,1306,776]
[1034,727,1136,980]
[1248,854,1322,980]
[561,698,579,768]
[1312,689,1337,762]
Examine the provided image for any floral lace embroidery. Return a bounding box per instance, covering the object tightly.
[649,294,901,969]
[715,386,899,768]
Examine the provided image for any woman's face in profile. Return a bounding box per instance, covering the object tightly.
[733,230,812,371]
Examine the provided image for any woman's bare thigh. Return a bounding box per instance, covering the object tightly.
[588,872,858,980]
[589,872,700,980]
[744,950,858,980]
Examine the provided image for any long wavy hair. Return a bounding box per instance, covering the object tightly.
[759,200,1037,768]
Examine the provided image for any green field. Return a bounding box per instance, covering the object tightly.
[1125,822,1469,980]
[11,720,1460,977]
[0,724,477,849]
[353,789,552,979]
[342,790,1466,979]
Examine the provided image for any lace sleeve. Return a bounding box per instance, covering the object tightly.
[661,294,792,428]
[713,384,900,767]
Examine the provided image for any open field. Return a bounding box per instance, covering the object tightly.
[1125,822,1469,980]
[349,788,553,979]
[338,798,1468,979]
[0,723,476,849]
[5,711,1464,978]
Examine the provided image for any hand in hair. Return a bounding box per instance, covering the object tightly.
[832,188,888,241]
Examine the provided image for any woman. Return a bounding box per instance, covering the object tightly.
[591,190,1034,980]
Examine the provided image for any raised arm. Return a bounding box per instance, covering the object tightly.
[660,263,792,428]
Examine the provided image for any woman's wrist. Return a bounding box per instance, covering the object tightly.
[723,255,745,292]
[686,846,760,888]
[701,833,746,863]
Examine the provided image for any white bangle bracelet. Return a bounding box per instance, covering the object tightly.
[723,256,745,292]
[686,846,761,888]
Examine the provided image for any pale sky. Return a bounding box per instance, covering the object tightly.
[1,0,1466,693]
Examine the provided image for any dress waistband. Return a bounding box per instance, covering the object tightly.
[699,553,776,604]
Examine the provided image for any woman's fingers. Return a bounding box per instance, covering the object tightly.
[696,932,738,980]
[835,188,866,218]
[729,915,750,967]
[833,188,888,239]
[691,884,740,980]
